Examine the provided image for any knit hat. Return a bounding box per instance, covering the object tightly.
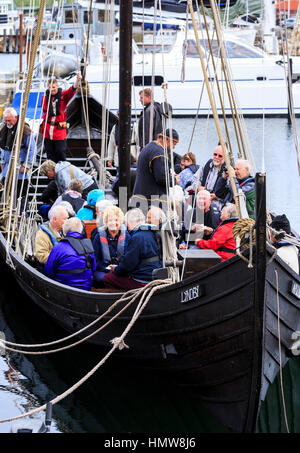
[87,189,105,205]
[270,214,291,234]
[165,128,179,142]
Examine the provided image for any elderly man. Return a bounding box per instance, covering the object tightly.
[41,72,82,162]
[138,88,162,151]
[146,206,167,227]
[35,205,69,267]
[103,208,162,291]
[132,128,180,208]
[0,107,37,207]
[44,216,96,291]
[195,203,238,261]
[181,189,221,248]
[39,159,98,200]
[215,158,255,219]
[191,145,227,205]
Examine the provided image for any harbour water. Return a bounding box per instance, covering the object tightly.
[0,72,300,434]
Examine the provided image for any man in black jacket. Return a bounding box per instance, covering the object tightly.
[138,88,162,151]
[131,128,179,212]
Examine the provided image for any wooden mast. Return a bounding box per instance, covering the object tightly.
[118,0,132,210]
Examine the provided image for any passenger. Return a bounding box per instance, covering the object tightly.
[57,201,76,218]
[44,217,96,291]
[41,72,82,162]
[132,128,180,206]
[106,111,139,168]
[138,88,162,151]
[195,203,238,261]
[39,160,98,200]
[48,178,86,218]
[76,189,106,221]
[215,158,255,219]
[103,208,162,290]
[92,206,129,287]
[191,145,227,202]
[270,214,299,274]
[175,152,199,191]
[89,199,114,242]
[35,205,68,268]
[0,107,37,211]
[146,206,167,227]
[180,189,221,248]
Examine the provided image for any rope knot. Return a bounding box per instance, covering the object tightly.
[110,337,129,350]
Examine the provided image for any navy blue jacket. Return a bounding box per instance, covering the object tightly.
[133,141,169,200]
[113,224,162,283]
[44,232,96,291]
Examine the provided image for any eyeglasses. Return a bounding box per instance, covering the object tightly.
[213,153,223,158]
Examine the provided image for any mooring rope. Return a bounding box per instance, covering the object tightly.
[0,279,171,424]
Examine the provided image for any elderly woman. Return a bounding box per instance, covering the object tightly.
[44,216,96,291]
[195,203,239,261]
[92,205,129,286]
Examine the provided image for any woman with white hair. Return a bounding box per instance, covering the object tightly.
[103,208,162,290]
[195,203,239,262]
[44,216,96,291]
[92,206,130,287]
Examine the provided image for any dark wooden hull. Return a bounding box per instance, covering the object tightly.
[1,232,299,433]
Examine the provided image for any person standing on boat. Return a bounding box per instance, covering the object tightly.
[132,128,180,211]
[40,72,82,163]
[44,216,96,291]
[39,160,98,200]
[195,203,238,262]
[270,214,299,274]
[214,159,255,219]
[35,205,69,269]
[138,88,163,151]
[103,208,162,291]
[0,107,37,206]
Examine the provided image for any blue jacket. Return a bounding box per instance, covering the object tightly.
[44,232,96,291]
[92,224,130,273]
[1,129,37,180]
[76,189,105,221]
[55,161,95,195]
[113,224,162,283]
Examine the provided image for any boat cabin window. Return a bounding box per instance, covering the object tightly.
[133,75,164,86]
[185,38,263,58]
[65,10,78,23]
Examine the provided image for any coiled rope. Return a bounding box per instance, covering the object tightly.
[0,279,172,424]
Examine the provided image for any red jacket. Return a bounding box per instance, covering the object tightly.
[196,218,238,262]
[41,86,76,140]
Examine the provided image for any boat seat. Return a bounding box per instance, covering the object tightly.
[82,219,97,239]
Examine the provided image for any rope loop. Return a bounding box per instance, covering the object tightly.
[110,337,129,350]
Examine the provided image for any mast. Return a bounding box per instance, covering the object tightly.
[118,0,132,210]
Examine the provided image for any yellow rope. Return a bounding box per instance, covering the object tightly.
[233,218,255,248]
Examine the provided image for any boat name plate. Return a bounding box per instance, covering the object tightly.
[180,285,202,304]
[289,281,300,300]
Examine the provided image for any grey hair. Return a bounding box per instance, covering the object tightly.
[197,189,211,200]
[49,205,68,221]
[148,206,167,223]
[96,199,113,213]
[236,159,251,171]
[3,107,18,118]
[125,208,145,225]
[223,203,238,218]
[40,159,56,176]
[58,201,75,217]
[62,217,83,235]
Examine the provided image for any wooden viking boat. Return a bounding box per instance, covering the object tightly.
[0,0,299,434]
